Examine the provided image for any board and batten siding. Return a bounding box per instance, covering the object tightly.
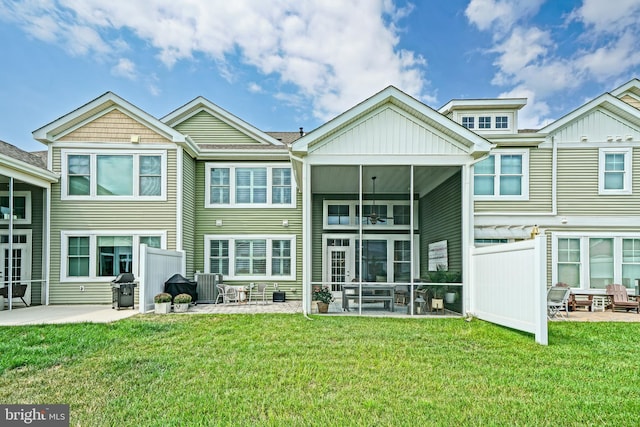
[474,147,552,213]
[182,152,197,278]
[48,148,179,304]
[311,106,469,156]
[557,147,640,215]
[60,109,172,143]
[420,171,462,276]
[174,110,260,145]
[550,108,640,143]
[192,161,303,297]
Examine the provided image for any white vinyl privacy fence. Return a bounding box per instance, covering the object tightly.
[470,236,548,345]
[139,245,186,313]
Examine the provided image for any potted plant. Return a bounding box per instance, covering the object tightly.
[173,293,192,313]
[312,286,334,313]
[154,292,172,314]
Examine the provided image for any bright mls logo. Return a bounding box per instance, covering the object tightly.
[0,405,69,426]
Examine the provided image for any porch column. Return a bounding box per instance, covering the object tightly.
[302,160,311,315]
[7,177,13,310]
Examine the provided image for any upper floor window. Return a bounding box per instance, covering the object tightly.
[474,151,529,200]
[495,116,508,129]
[62,150,166,200]
[462,117,475,129]
[599,148,632,195]
[206,163,295,208]
[0,192,31,224]
[323,200,417,229]
[478,116,491,129]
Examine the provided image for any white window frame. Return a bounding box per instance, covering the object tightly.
[204,234,296,280]
[0,191,32,224]
[60,230,167,282]
[205,163,296,208]
[552,233,640,291]
[322,200,417,230]
[473,150,529,200]
[457,113,514,132]
[61,149,167,201]
[598,147,632,195]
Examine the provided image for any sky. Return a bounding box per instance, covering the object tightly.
[1,0,640,152]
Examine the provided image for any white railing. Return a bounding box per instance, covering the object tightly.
[470,236,548,345]
[139,245,186,313]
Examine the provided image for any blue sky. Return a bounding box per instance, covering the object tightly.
[1,0,640,152]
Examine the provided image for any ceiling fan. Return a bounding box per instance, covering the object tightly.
[368,176,386,225]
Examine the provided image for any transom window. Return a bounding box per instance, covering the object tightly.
[206,163,295,208]
[62,151,166,200]
[599,148,632,194]
[458,114,512,131]
[324,201,416,228]
[474,151,529,199]
[204,235,295,280]
[62,232,165,280]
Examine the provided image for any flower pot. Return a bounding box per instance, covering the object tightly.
[317,301,329,313]
[154,302,171,314]
[445,292,457,304]
[173,303,189,313]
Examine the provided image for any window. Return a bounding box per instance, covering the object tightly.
[479,116,491,129]
[393,241,411,282]
[62,232,165,280]
[474,151,528,199]
[393,205,411,225]
[327,205,350,225]
[68,237,90,277]
[0,192,31,223]
[206,163,295,207]
[557,238,581,286]
[63,151,166,200]
[599,148,632,194]
[555,235,640,289]
[462,117,474,129]
[495,116,508,128]
[209,240,229,275]
[204,235,296,280]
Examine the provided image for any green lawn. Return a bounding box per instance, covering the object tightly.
[1,314,639,426]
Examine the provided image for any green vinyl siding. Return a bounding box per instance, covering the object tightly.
[193,161,303,298]
[48,148,179,304]
[174,111,260,145]
[474,148,552,213]
[420,171,462,276]
[182,152,196,277]
[557,147,640,215]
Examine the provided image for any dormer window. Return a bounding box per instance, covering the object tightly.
[479,116,492,129]
[496,116,508,129]
[462,117,475,129]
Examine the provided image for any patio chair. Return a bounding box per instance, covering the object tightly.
[547,286,570,319]
[606,284,639,313]
[215,284,225,304]
[0,284,29,307]
[249,283,269,305]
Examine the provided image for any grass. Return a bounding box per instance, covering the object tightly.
[1,314,639,426]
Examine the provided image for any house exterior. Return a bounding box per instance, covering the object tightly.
[1,78,639,314]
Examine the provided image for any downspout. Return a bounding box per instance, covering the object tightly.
[551,136,557,216]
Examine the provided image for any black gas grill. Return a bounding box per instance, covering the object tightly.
[111,273,136,310]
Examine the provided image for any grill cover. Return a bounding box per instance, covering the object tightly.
[164,274,197,302]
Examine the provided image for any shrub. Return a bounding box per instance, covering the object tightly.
[174,293,192,304]
[154,292,172,303]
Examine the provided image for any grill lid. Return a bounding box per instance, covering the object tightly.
[112,272,135,283]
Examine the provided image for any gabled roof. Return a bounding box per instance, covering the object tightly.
[539,91,640,134]
[161,96,284,146]
[610,78,640,98]
[0,140,58,186]
[438,98,527,115]
[291,86,493,155]
[32,92,187,144]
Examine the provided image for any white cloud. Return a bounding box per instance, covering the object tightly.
[465,0,544,33]
[111,58,137,80]
[568,0,640,33]
[0,0,431,121]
